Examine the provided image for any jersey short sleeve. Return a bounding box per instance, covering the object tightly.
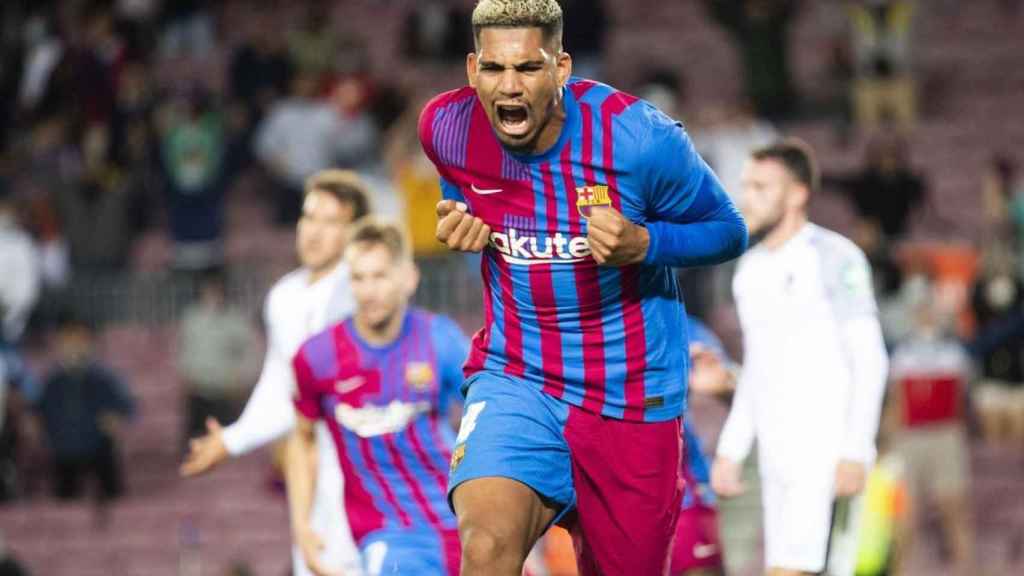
[292,347,324,421]
[430,315,470,414]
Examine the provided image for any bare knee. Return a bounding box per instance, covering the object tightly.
[459,521,523,575]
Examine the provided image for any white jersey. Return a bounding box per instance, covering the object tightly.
[220,261,362,575]
[719,223,889,481]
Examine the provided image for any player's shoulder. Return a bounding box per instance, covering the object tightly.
[296,321,346,376]
[418,87,478,142]
[806,224,869,265]
[265,267,308,311]
[571,77,688,161]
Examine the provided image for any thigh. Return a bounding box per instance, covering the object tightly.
[926,427,969,499]
[449,373,574,523]
[762,478,834,574]
[565,409,682,576]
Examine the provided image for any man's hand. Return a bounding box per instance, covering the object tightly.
[834,459,867,497]
[294,524,341,576]
[711,456,746,498]
[586,206,650,266]
[436,200,491,252]
[179,418,230,477]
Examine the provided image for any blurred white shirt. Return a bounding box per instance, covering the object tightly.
[220,260,362,576]
[719,223,889,479]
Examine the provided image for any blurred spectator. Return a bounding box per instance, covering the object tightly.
[156,88,229,273]
[54,124,145,279]
[560,0,609,81]
[254,72,376,224]
[13,10,63,126]
[636,69,689,123]
[970,244,1024,446]
[888,280,975,573]
[157,0,216,61]
[32,313,135,502]
[0,178,40,500]
[401,0,473,64]
[65,3,126,127]
[228,9,293,131]
[846,0,916,132]
[177,269,257,450]
[694,101,778,205]
[385,102,446,258]
[705,0,801,121]
[980,155,1024,272]
[826,132,927,293]
[109,59,156,175]
[287,1,339,81]
[0,178,41,345]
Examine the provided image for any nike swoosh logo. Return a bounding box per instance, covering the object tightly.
[471,184,503,195]
[335,376,366,394]
[693,544,717,559]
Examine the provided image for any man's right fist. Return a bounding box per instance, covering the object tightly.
[436,200,491,253]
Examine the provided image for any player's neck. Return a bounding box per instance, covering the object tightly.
[353,306,408,347]
[761,213,808,251]
[307,257,341,285]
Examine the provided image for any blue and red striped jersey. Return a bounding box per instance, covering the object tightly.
[292,308,468,543]
[418,77,746,422]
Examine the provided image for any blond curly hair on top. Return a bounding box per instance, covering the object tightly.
[471,0,564,48]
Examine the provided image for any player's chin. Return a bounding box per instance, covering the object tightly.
[493,126,536,153]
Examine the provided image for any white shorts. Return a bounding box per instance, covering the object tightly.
[762,477,835,573]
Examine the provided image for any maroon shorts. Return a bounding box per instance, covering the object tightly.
[561,407,684,576]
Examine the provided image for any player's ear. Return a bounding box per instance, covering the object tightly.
[790,182,810,210]
[556,50,572,86]
[467,51,479,88]
[403,260,421,296]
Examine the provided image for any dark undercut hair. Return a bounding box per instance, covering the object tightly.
[751,138,820,194]
[471,0,564,50]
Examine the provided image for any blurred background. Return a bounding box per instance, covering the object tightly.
[0,0,1021,575]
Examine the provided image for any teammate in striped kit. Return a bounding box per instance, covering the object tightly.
[419,2,748,574]
[287,220,467,576]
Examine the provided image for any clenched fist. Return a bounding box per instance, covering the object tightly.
[586,206,650,266]
[436,200,491,253]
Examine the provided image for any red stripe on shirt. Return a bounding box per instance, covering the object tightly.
[382,434,445,530]
[327,425,385,542]
[536,161,566,398]
[405,419,448,496]
[359,437,413,528]
[600,92,648,420]
[576,102,608,414]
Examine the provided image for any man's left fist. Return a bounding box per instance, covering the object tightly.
[586,206,650,266]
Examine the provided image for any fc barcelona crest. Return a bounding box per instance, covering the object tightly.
[405,362,435,391]
[576,185,612,218]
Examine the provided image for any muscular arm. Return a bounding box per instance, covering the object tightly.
[641,116,748,268]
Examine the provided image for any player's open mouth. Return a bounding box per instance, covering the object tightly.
[496,104,530,136]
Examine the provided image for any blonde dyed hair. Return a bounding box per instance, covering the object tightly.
[471,0,564,48]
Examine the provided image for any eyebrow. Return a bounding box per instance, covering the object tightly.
[478,59,546,70]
